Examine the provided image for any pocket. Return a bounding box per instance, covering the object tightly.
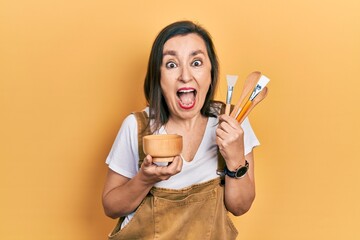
[225,214,239,238]
[108,197,154,240]
[210,214,238,240]
[153,188,218,240]
[107,217,124,240]
[209,186,238,240]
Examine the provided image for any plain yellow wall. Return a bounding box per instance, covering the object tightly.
[1,0,359,239]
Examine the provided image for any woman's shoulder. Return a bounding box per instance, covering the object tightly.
[123,107,149,126]
[121,113,137,127]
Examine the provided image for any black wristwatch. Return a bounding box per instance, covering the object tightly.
[224,160,249,179]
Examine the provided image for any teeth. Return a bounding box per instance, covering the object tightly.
[178,89,194,93]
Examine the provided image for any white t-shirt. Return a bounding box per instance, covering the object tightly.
[105,107,260,227]
[106,108,260,188]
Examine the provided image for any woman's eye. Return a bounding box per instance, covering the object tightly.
[166,62,177,69]
[192,60,202,67]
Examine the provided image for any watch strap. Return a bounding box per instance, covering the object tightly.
[224,160,249,179]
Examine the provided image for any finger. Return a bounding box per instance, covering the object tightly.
[219,113,236,122]
[216,127,227,141]
[218,118,244,140]
[216,136,228,150]
[219,114,240,129]
[218,116,239,134]
[173,156,183,172]
[142,154,153,167]
[166,156,183,174]
[218,121,233,134]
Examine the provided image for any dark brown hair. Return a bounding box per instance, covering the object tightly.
[144,20,220,132]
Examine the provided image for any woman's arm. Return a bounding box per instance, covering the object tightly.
[102,155,183,219]
[216,114,256,216]
[223,151,255,216]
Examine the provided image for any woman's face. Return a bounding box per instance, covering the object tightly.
[160,33,212,119]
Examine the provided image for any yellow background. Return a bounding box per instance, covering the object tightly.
[1,0,359,239]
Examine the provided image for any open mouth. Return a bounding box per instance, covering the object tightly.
[177,88,197,109]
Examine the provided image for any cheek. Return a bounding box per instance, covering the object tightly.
[160,68,175,86]
[160,77,175,101]
[195,64,211,78]
[160,77,171,93]
[198,73,212,99]
[160,67,181,90]
[160,70,169,91]
[197,70,212,88]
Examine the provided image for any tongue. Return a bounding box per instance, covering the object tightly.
[179,92,195,105]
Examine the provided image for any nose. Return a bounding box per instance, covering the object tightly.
[179,65,192,83]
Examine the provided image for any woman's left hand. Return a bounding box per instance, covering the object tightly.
[216,114,245,170]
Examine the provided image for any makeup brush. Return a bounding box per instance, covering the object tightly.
[235,75,270,122]
[236,87,268,123]
[225,75,238,115]
[230,71,261,118]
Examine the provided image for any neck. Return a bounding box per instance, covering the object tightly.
[166,113,207,134]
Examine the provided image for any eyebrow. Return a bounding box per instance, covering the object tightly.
[163,50,177,56]
[162,49,206,57]
[190,50,206,56]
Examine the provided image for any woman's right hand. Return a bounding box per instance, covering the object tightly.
[103,155,182,218]
[139,155,183,185]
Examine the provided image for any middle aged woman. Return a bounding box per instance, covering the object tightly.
[103,20,260,239]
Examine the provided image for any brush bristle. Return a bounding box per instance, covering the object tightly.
[226,75,238,87]
[249,75,270,101]
[257,75,270,88]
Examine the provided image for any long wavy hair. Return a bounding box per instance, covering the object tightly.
[144,20,220,132]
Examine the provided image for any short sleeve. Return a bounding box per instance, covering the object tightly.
[241,117,260,155]
[105,114,139,178]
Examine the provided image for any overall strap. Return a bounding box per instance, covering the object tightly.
[132,111,151,169]
[217,103,227,177]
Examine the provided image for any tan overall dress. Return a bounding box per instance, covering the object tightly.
[108,111,238,240]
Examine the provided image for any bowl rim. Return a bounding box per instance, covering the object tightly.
[143,134,182,140]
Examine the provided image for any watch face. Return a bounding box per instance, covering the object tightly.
[236,166,248,178]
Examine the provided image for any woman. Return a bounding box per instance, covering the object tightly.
[103,20,260,239]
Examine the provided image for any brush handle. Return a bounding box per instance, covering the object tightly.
[237,87,268,123]
[225,104,231,115]
[236,99,252,122]
[230,71,261,118]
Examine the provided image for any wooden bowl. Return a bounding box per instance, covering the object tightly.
[143,134,183,162]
